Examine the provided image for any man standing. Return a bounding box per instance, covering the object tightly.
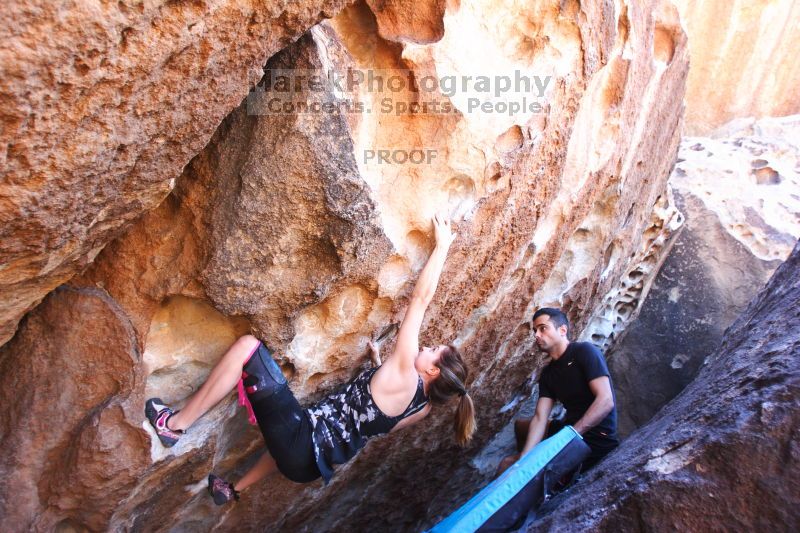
[498,307,619,475]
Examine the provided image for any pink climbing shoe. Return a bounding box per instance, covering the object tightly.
[145,398,183,448]
[208,474,240,505]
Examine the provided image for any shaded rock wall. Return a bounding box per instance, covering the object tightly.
[532,238,800,532]
[675,0,800,135]
[608,115,800,435]
[0,0,356,347]
[1,0,690,531]
[0,286,147,531]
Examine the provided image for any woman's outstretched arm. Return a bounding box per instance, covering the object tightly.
[388,214,455,371]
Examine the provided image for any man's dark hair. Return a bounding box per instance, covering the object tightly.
[532,307,569,334]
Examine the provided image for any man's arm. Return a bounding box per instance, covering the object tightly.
[572,376,614,435]
[520,396,554,456]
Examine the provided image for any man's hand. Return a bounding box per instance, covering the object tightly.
[496,453,520,477]
[572,376,614,434]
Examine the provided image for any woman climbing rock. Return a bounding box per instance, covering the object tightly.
[144,214,476,504]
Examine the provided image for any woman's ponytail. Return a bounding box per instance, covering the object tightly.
[429,344,477,446]
[454,392,477,446]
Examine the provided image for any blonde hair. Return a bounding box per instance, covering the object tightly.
[427,345,477,446]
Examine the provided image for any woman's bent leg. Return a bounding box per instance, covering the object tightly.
[234,452,279,491]
[169,334,261,431]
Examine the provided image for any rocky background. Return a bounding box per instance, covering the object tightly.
[0,0,797,532]
[674,0,800,135]
[607,115,800,436]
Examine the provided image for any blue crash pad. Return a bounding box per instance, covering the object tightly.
[428,426,583,533]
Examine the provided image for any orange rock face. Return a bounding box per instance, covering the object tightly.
[0,286,149,531]
[675,0,800,134]
[0,0,355,347]
[366,0,447,43]
[1,0,691,530]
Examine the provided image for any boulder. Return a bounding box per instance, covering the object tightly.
[0,0,356,347]
[1,0,690,530]
[608,115,800,435]
[0,286,148,531]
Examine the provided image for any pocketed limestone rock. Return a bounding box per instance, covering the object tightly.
[76,26,393,393]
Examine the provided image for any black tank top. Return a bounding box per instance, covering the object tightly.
[305,367,428,483]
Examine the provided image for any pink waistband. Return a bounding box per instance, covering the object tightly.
[237,341,261,426]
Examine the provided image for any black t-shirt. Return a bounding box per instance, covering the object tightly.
[538,341,618,439]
